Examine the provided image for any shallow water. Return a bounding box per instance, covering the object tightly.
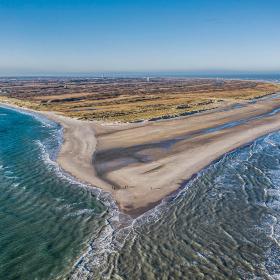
[1,105,280,279]
[0,106,112,279]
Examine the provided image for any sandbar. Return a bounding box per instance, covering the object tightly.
[3,95,280,217]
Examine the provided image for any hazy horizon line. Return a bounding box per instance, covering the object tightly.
[0,69,279,78]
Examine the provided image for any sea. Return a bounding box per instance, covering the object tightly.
[1,74,280,279]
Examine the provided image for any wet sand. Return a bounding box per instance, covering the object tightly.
[3,95,280,217]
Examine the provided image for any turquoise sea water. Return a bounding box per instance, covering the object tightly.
[1,104,280,279]
[0,106,113,279]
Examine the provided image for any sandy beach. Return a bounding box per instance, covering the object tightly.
[3,94,280,217]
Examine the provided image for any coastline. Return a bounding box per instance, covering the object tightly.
[0,102,114,191]
[3,95,280,217]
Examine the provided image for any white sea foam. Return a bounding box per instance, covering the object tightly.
[0,104,57,128]
[34,138,125,280]
[69,156,228,279]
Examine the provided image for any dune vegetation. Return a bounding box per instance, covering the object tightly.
[1,78,280,122]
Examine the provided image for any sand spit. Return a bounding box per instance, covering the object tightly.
[3,95,280,217]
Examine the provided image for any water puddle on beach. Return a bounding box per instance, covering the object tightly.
[2,105,280,280]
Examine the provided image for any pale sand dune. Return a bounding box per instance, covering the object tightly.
[3,96,280,217]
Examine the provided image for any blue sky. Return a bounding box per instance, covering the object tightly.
[0,0,279,75]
